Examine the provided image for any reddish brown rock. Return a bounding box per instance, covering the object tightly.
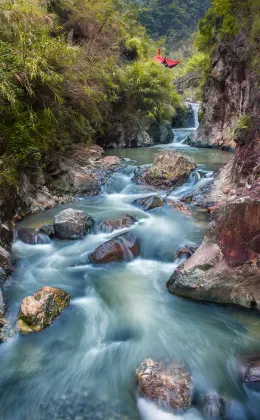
[136,359,192,411]
[100,214,137,233]
[167,199,192,215]
[176,245,198,260]
[134,150,196,190]
[89,232,140,264]
[17,286,70,334]
[167,190,260,310]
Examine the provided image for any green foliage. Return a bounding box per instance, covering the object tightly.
[120,60,180,122]
[129,0,211,52]
[236,115,252,130]
[0,0,178,183]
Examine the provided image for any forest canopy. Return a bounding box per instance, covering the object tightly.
[0,0,179,183]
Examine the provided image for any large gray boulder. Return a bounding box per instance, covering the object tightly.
[54,208,94,240]
[134,150,196,190]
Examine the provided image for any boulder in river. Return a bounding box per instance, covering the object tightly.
[134,150,196,190]
[89,232,140,264]
[101,156,121,168]
[136,359,192,411]
[132,195,163,211]
[17,286,70,334]
[100,214,137,233]
[54,208,94,240]
[167,192,260,310]
[17,228,51,245]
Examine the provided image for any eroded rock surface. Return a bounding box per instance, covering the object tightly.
[54,208,94,240]
[89,232,140,264]
[167,193,260,310]
[134,150,196,190]
[17,286,70,334]
[136,359,192,411]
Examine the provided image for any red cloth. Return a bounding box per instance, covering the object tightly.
[153,48,181,68]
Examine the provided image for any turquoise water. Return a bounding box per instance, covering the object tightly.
[0,140,260,420]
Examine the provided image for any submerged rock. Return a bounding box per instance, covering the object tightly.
[237,354,260,383]
[132,195,163,211]
[17,286,70,334]
[166,198,192,215]
[89,232,140,264]
[17,228,51,245]
[100,214,137,233]
[136,359,192,411]
[54,208,94,240]
[134,150,196,190]
[200,392,225,419]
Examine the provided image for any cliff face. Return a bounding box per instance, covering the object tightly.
[192,33,259,150]
[168,31,260,310]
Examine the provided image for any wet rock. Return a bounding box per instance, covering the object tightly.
[200,392,225,419]
[172,104,195,128]
[36,224,55,238]
[0,245,13,280]
[17,228,38,244]
[147,121,173,144]
[54,208,94,240]
[89,232,140,264]
[17,228,51,245]
[100,214,137,233]
[237,354,260,383]
[167,195,260,310]
[176,245,198,260]
[134,150,196,190]
[101,156,121,168]
[166,198,192,215]
[136,359,192,411]
[0,317,11,343]
[0,288,6,317]
[132,195,163,211]
[17,286,70,334]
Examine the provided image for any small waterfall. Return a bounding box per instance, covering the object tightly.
[189,102,200,129]
[172,102,200,146]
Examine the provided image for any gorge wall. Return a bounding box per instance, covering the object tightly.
[192,32,259,150]
[168,29,260,310]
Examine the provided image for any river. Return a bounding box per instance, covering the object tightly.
[1,109,260,420]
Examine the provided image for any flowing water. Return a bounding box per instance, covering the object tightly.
[1,107,260,420]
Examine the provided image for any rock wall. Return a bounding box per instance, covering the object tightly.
[168,31,260,310]
[99,120,173,148]
[192,33,259,150]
